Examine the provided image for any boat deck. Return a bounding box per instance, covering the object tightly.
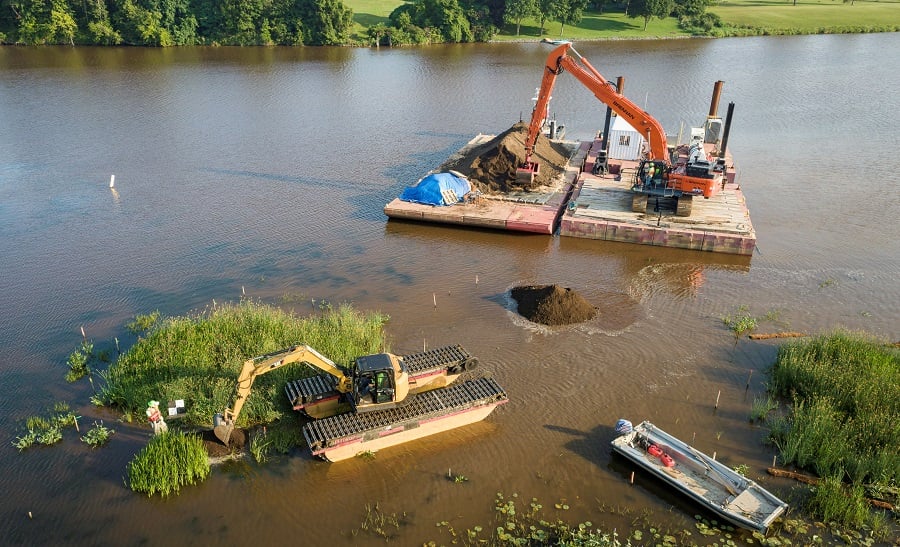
[612,421,787,532]
[383,136,756,255]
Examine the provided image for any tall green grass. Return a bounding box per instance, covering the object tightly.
[98,299,389,429]
[765,330,899,529]
[127,431,210,497]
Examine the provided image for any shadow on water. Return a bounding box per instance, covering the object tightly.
[546,422,619,468]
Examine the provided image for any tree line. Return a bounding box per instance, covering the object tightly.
[0,0,354,45]
[0,0,718,46]
[369,0,719,46]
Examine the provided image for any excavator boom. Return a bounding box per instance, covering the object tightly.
[520,42,725,210]
[213,345,353,445]
[519,43,669,185]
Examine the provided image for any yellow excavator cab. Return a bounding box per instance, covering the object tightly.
[351,353,410,412]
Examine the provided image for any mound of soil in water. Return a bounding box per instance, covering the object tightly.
[441,122,572,193]
[200,428,246,458]
[511,284,596,326]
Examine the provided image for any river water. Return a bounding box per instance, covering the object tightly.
[1,35,898,545]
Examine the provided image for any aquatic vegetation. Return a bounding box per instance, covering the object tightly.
[355,503,405,539]
[81,421,114,447]
[732,464,750,477]
[126,311,161,334]
[249,430,272,463]
[127,431,210,497]
[65,340,94,382]
[768,331,899,485]
[12,402,77,451]
[97,300,388,430]
[721,305,758,337]
[806,475,869,530]
[749,395,777,422]
[765,330,899,530]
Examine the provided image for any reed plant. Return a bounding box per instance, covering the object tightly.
[127,431,210,497]
[749,395,777,422]
[767,331,899,485]
[249,430,273,463]
[98,300,388,431]
[806,475,869,530]
[764,330,899,530]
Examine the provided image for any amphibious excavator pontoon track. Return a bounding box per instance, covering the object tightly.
[303,376,508,461]
[283,344,476,410]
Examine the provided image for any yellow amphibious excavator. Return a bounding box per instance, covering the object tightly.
[212,343,480,445]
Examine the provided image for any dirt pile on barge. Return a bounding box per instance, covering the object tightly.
[441,122,572,193]
[511,284,596,326]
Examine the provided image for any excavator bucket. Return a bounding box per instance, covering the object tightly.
[515,162,539,187]
[213,413,233,446]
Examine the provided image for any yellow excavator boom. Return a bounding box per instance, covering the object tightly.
[213,344,353,444]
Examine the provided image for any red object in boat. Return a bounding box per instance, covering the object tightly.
[660,453,675,467]
[647,444,663,457]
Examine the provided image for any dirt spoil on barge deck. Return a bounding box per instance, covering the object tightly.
[440,122,572,193]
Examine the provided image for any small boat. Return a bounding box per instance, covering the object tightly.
[611,419,788,532]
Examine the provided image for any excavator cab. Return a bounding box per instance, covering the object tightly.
[636,160,668,191]
[351,353,411,412]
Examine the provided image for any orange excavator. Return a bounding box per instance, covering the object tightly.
[517,42,727,217]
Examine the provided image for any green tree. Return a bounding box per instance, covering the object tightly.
[390,0,472,43]
[149,0,197,44]
[367,22,389,46]
[49,0,77,44]
[217,0,264,45]
[296,0,353,45]
[77,0,122,44]
[629,0,673,30]
[555,0,586,36]
[504,0,537,36]
[4,0,77,44]
[536,0,559,35]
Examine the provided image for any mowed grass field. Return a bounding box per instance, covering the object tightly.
[712,0,900,32]
[345,0,900,42]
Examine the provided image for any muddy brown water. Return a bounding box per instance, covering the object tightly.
[1,36,899,545]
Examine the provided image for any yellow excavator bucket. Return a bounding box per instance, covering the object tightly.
[213,413,233,445]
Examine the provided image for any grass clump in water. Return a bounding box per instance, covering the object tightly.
[81,421,114,447]
[12,402,77,451]
[66,341,94,382]
[127,431,210,497]
[97,299,389,431]
[765,330,899,531]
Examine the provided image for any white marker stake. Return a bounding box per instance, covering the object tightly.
[109,175,115,188]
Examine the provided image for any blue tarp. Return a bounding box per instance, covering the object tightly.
[399,172,471,206]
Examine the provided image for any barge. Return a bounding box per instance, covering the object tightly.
[303,376,508,462]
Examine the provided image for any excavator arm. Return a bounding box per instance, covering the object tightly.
[213,345,353,444]
[519,43,670,182]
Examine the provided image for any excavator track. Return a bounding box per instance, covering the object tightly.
[303,376,507,461]
[284,344,476,409]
